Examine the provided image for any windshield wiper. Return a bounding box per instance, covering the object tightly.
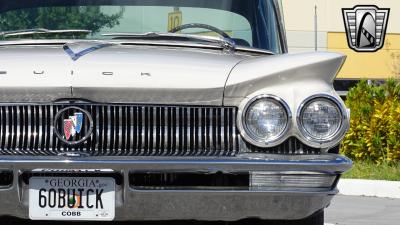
[101,32,236,52]
[0,28,92,38]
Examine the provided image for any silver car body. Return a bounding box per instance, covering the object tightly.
[0,1,352,222]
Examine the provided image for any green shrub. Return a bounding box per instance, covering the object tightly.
[341,79,400,164]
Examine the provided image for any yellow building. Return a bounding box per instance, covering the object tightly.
[281,0,400,80]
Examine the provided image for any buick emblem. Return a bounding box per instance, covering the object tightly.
[54,106,93,145]
[342,5,390,52]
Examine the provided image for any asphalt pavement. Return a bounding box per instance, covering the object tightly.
[2,195,399,225]
[325,195,400,225]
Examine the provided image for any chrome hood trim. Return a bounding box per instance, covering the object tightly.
[0,42,248,104]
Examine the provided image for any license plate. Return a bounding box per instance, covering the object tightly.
[29,177,115,221]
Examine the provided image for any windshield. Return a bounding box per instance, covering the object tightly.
[0,0,283,53]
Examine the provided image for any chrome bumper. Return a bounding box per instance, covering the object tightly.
[0,154,352,221]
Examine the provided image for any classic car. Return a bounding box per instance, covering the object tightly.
[0,0,352,224]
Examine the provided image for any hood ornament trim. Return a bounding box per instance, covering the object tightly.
[63,42,114,61]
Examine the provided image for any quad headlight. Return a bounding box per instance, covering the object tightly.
[240,95,291,146]
[297,95,345,143]
[239,94,348,148]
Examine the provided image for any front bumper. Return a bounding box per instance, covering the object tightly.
[0,153,352,221]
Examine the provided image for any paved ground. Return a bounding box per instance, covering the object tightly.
[2,195,400,225]
[325,195,400,225]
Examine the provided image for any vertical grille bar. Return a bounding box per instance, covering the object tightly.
[163,107,168,155]
[207,107,212,156]
[105,106,111,155]
[37,106,43,153]
[175,107,180,156]
[140,106,145,155]
[48,106,54,153]
[3,107,10,153]
[16,106,22,152]
[0,107,8,154]
[232,108,237,156]
[4,107,9,153]
[9,106,15,152]
[196,108,201,156]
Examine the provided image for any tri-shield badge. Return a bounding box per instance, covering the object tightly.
[342,5,390,52]
[63,112,84,140]
[54,107,93,145]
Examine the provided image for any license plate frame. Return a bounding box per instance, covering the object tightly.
[29,176,115,221]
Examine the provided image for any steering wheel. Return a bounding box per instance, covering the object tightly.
[169,23,231,39]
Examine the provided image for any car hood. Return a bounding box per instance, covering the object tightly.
[0,41,345,107]
[0,41,249,105]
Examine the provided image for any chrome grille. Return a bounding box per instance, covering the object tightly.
[0,104,320,156]
[0,104,239,156]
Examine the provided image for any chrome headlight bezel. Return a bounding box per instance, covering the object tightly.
[296,94,349,146]
[238,95,292,148]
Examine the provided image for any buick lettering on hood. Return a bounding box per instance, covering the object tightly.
[0,0,352,224]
